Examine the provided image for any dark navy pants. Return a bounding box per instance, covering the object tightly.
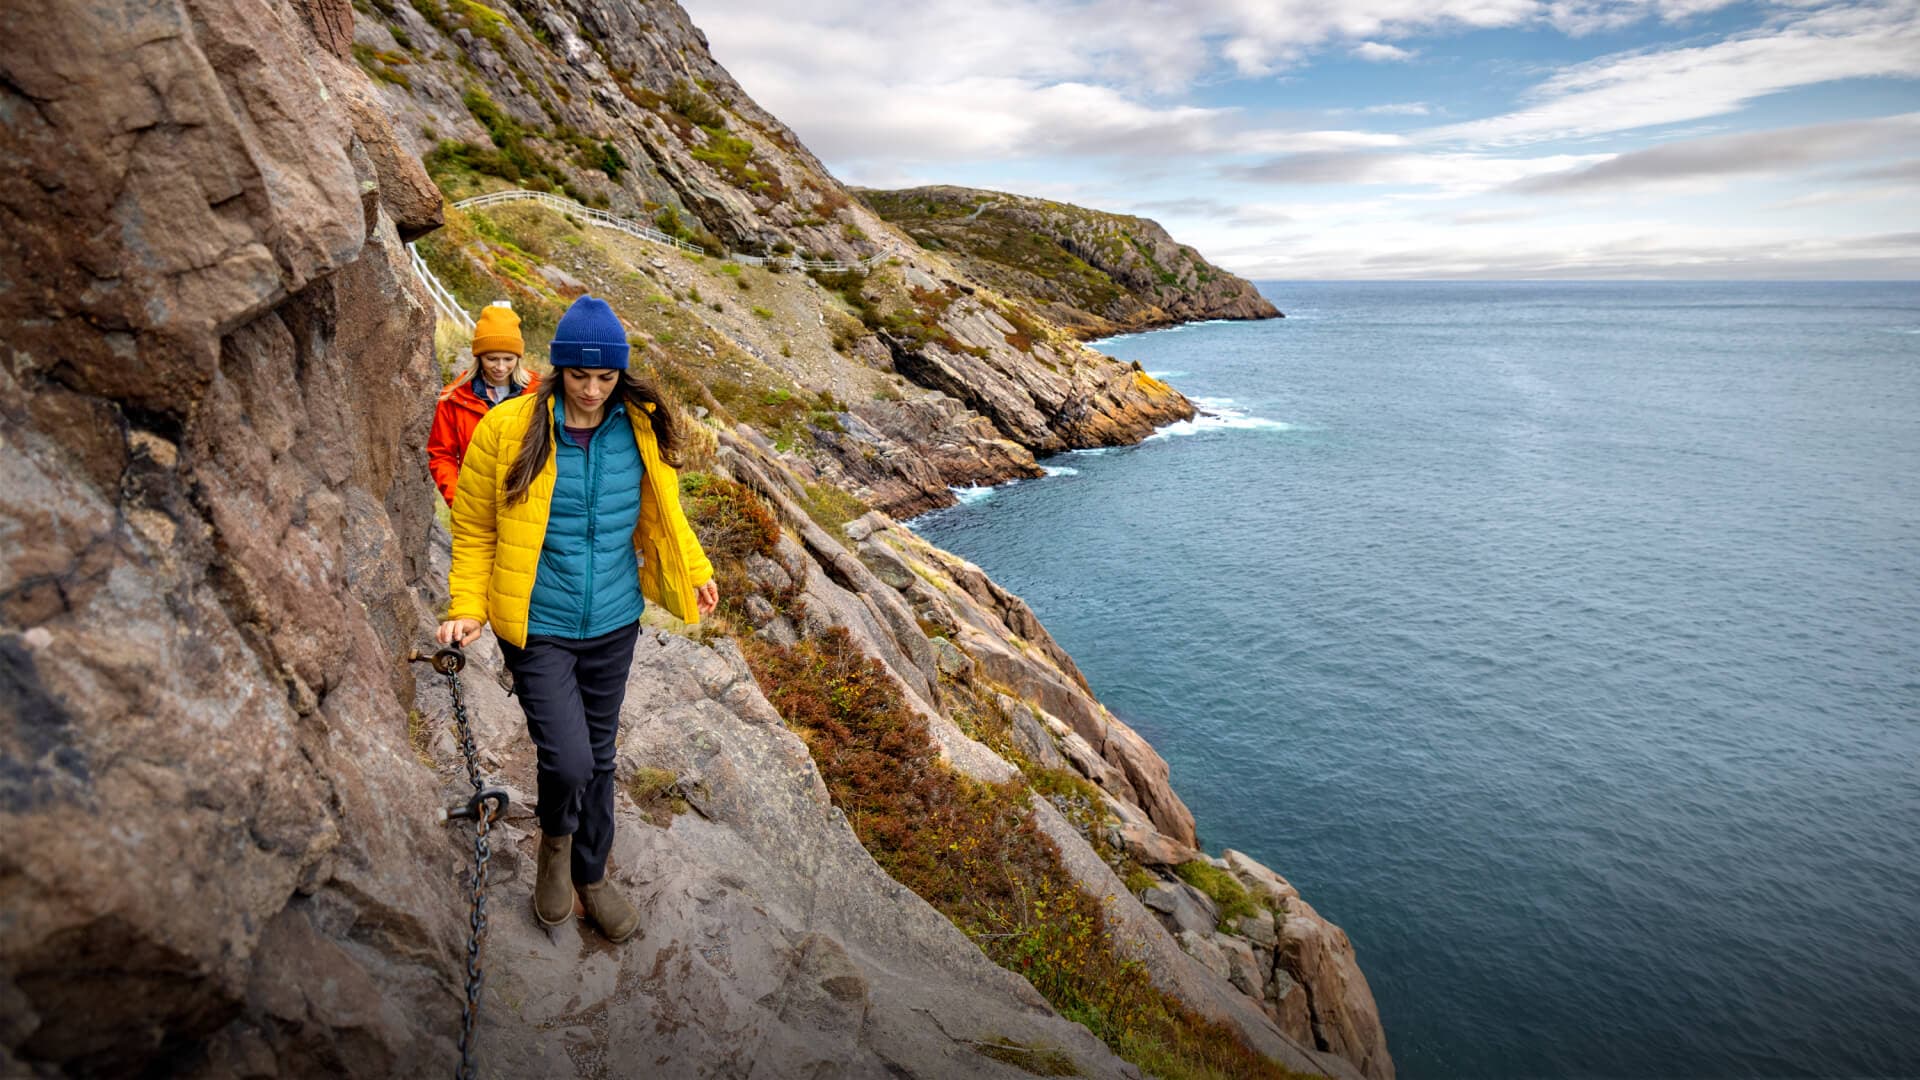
[497,619,640,885]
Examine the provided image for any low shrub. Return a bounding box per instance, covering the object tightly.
[680,472,781,561]
[1173,860,1265,928]
[799,480,866,536]
[740,627,1314,1080]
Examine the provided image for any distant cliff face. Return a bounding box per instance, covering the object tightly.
[859,185,1282,339]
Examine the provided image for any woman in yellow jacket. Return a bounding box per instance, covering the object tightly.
[436,295,717,943]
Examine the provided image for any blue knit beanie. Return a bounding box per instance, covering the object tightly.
[548,295,630,369]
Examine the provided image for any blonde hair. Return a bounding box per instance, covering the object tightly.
[448,351,536,392]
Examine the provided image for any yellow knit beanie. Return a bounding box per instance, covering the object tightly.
[471,304,524,357]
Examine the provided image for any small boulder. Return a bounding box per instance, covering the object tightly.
[1116,822,1196,868]
[855,540,916,590]
[1175,929,1232,982]
[1001,696,1066,771]
[1224,848,1300,905]
[1213,932,1265,999]
[1266,970,1314,1045]
[744,551,792,592]
[1139,881,1218,937]
[929,637,972,678]
[743,595,775,626]
[754,618,800,648]
[1233,908,1279,949]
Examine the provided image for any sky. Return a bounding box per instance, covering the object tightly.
[679,0,1920,279]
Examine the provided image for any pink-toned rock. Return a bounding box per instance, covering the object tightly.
[1214,932,1266,999]
[1117,822,1198,867]
[1221,848,1392,1080]
[1280,896,1396,1080]
[1176,930,1232,983]
[1225,847,1302,904]
[1267,969,1316,1046]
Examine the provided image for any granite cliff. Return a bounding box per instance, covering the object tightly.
[857,186,1282,340]
[0,0,1390,1077]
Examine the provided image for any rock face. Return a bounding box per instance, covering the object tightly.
[1,0,454,1073]
[859,185,1282,339]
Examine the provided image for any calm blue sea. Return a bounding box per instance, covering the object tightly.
[911,281,1920,1080]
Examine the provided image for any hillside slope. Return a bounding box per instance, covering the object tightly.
[352,0,1197,515]
[859,185,1282,339]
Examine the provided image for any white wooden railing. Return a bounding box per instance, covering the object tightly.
[407,241,474,332]
[451,188,890,274]
[406,188,889,327]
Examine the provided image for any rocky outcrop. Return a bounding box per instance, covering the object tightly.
[410,576,1140,1078]
[1228,852,1394,1080]
[815,509,1393,1080]
[1,0,454,1072]
[859,185,1282,339]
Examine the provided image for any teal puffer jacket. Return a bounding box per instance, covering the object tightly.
[525,400,645,638]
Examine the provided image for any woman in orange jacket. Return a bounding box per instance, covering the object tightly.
[428,304,539,505]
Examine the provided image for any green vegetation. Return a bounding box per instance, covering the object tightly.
[652,207,725,256]
[425,86,596,204]
[351,43,412,88]
[973,1039,1083,1076]
[799,480,866,535]
[665,78,727,128]
[808,271,982,357]
[1173,860,1266,929]
[412,0,513,47]
[857,185,1246,336]
[412,206,568,349]
[625,766,690,827]
[739,619,1313,1080]
[588,140,627,179]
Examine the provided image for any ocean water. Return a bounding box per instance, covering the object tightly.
[911,282,1920,1079]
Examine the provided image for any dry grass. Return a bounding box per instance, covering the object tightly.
[433,319,472,385]
[625,765,689,827]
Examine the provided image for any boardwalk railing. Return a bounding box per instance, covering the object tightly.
[408,241,474,332]
[451,188,889,275]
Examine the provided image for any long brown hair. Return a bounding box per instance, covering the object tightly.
[502,369,684,506]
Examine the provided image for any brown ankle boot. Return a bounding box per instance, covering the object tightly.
[532,833,574,928]
[578,879,641,943]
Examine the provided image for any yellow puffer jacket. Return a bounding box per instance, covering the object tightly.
[447,393,714,647]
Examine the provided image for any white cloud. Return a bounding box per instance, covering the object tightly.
[1765,185,1920,209]
[1543,0,1743,36]
[1510,112,1920,192]
[1353,41,1418,61]
[1423,2,1920,147]
[1219,220,1920,278]
[1226,149,1611,195]
[1358,102,1435,115]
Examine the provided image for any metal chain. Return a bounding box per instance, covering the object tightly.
[411,646,509,1080]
